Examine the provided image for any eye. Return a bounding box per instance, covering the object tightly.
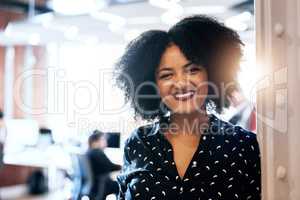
[158,73,173,80]
[186,65,203,74]
[189,68,200,73]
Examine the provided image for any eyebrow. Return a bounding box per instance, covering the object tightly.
[182,62,194,69]
[157,62,193,73]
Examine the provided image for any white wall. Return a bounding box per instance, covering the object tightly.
[256,0,300,199]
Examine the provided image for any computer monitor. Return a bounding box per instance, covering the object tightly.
[4,119,39,153]
[106,132,120,148]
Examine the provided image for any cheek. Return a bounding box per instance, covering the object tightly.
[156,81,169,97]
[193,80,208,109]
[199,82,208,94]
[156,81,174,106]
[193,75,209,97]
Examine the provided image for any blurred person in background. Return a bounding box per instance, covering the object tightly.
[0,110,5,169]
[86,130,121,200]
[227,89,256,132]
[37,127,55,149]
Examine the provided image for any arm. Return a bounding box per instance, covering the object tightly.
[117,139,132,200]
[90,149,121,174]
[243,134,261,200]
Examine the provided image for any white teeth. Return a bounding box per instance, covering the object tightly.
[175,91,195,98]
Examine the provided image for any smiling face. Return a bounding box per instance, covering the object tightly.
[156,44,208,114]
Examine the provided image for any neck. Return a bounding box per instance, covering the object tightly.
[169,110,209,136]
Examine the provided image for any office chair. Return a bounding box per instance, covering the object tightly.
[70,154,93,200]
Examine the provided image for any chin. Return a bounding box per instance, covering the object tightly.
[170,105,199,114]
[168,100,206,115]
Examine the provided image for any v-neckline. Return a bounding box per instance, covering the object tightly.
[156,114,214,181]
[160,132,205,181]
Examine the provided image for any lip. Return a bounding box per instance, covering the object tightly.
[173,90,195,101]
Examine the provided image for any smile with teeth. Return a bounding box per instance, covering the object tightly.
[173,91,195,101]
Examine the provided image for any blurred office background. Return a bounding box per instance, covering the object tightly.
[0,0,256,199]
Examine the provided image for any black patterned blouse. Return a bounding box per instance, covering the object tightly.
[117,115,261,200]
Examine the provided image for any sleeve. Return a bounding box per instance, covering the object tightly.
[101,151,122,172]
[0,142,4,168]
[117,139,132,200]
[0,127,6,168]
[243,133,261,200]
[92,150,121,173]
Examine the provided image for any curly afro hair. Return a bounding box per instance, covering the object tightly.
[114,15,244,121]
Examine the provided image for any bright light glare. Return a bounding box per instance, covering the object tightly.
[238,44,260,101]
[225,20,248,32]
[225,12,252,32]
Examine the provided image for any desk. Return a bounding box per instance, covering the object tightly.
[4,146,72,170]
[3,146,72,191]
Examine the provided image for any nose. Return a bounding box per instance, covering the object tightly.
[173,73,190,90]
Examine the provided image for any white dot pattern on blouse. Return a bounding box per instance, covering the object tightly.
[117,115,261,200]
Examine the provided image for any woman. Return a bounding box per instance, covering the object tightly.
[114,15,261,200]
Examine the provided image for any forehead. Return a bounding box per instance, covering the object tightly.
[158,44,189,69]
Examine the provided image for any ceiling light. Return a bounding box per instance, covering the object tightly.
[127,17,160,25]
[90,11,126,25]
[149,0,181,10]
[149,0,183,25]
[50,0,108,15]
[161,4,183,25]
[185,6,227,15]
